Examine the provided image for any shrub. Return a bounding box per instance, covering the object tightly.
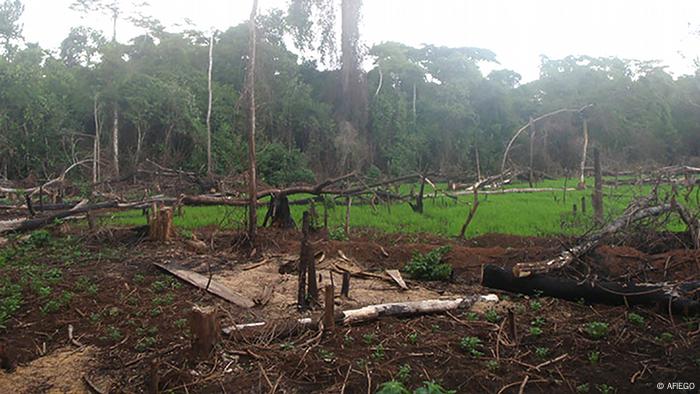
[403,246,452,281]
[258,143,315,186]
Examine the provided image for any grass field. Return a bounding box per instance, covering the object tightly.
[103,177,697,238]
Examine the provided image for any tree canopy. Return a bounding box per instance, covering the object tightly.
[0,0,698,184]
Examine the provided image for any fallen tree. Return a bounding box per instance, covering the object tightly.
[481,264,700,316]
[512,195,674,277]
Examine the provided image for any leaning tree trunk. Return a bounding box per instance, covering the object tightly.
[245,0,259,244]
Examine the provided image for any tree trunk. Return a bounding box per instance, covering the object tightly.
[207,33,214,176]
[112,105,119,177]
[578,117,589,190]
[93,94,101,184]
[592,148,604,225]
[528,118,535,188]
[412,82,417,121]
[482,264,700,316]
[245,0,259,244]
[301,212,318,305]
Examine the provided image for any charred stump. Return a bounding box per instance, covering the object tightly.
[264,192,295,228]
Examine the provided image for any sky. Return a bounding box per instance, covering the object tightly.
[20,0,700,82]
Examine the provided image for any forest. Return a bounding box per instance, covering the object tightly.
[0,0,699,393]
[0,0,698,184]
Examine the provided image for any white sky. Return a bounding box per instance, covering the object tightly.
[20,0,700,82]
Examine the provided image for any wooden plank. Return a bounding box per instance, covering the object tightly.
[154,262,254,308]
[385,269,408,290]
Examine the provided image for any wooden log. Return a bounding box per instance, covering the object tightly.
[148,205,174,242]
[222,294,499,334]
[189,305,220,360]
[153,263,254,308]
[0,200,119,234]
[482,264,700,315]
[385,269,408,290]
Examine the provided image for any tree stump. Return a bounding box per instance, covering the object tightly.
[148,204,174,242]
[189,305,220,360]
[323,284,335,331]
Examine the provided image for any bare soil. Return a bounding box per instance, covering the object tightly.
[0,224,698,393]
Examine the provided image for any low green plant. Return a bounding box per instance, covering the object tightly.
[529,299,543,311]
[133,273,145,283]
[372,344,385,360]
[531,317,545,327]
[150,307,161,317]
[407,332,418,345]
[329,227,348,241]
[588,351,600,365]
[576,383,590,393]
[535,347,550,359]
[376,381,410,394]
[595,383,615,394]
[106,325,123,341]
[135,336,157,352]
[40,291,72,315]
[403,246,452,281]
[529,326,543,337]
[414,381,456,394]
[280,342,294,351]
[28,230,51,247]
[459,336,483,357]
[362,333,376,345]
[485,360,499,372]
[318,348,335,362]
[174,318,188,330]
[465,312,478,321]
[584,321,609,339]
[484,309,500,323]
[153,293,174,306]
[657,332,673,343]
[627,312,644,327]
[396,363,411,382]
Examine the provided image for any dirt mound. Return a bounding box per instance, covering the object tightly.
[0,347,101,394]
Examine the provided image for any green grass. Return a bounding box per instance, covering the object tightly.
[102,177,696,237]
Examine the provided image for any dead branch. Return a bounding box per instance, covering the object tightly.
[0,159,91,196]
[512,196,673,277]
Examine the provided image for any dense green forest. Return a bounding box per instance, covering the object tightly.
[0,0,698,186]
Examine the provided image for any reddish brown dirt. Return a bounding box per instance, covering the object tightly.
[0,225,698,393]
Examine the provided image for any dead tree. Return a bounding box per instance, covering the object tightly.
[501,105,593,176]
[592,148,604,225]
[298,212,318,309]
[513,195,673,277]
[528,117,535,188]
[206,32,214,176]
[459,173,507,238]
[245,0,259,244]
[409,175,426,213]
[577,117,589,189]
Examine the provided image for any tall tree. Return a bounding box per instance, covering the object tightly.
[0,0,23,57]
[246,0,259,243]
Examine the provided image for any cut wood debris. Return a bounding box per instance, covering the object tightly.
[154,262,254,308]
[385,269,408,290]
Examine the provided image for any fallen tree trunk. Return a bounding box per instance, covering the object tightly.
[0,200,119,234]
[222,294,499,334]
[453,187,575,196]
[481,264,700,316]
[512,199,672,277]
